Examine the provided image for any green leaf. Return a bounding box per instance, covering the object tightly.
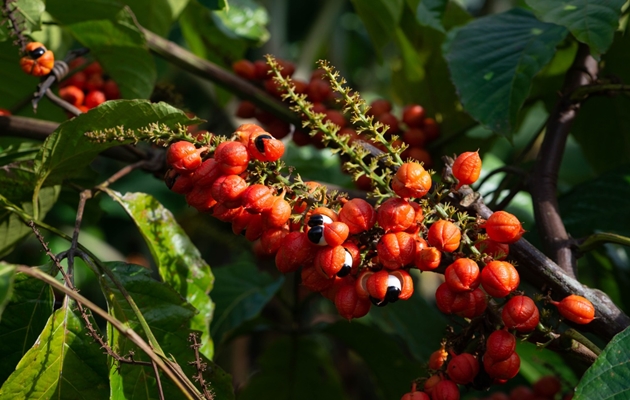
[198,0,229,11]
[559,164,630,238]
[108,191,216,359]
[516,341,578,385]
[62,10,157,99]
[525,0,625,55]
[0,305,109,399]
[369,282,447,362]
[179,0,247,67]
[0,267,54,383]
[572,32,630,174]
[351,0,405,54]
[125,0,190,37]
[325,322,424,400]
[239,336,346,400]
[211,259,283,344]
[415,0,448,32]
[101,262,233,399]
[574,326,630,399]
[0,0,46,38]
[46,0,122,25]
[0,263,16,321]
[35,100,198,189]
[212,0,270,44]
[444,8,567,136]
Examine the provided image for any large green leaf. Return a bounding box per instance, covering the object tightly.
[125,0,190,36]
[109,191,215,359]
[571,32,630,174]
[414,0,448,33]
[516,341,578,385]
[35,100,198,190]
[559,164,630,238]
[0,267,54,383]
[351,0,404,54]
[211,259,284,345]
[574,326,630,399]
[0,263,16,321]
[211,0,270,45]
[0,0,46,40]
[369,283,447,362]
[325,322,424,400]
[239,336,346,400]
[525,0,625,55]
[101,262,233,399]
[0,304,109,399]
[444,8,567,136]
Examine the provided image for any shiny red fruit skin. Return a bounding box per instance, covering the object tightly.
[334,284,371,320]
[275,232,317,273]
[211,174,247,208]
[452,287,487,318]
[59,85,84,107]
[301,263,334,292]
[323,222,350,248]
[415,247,442,271]
[377,198,416,232]
[85,90,106,108]
[232,59,257,80]
[167,141,202,172]
[377,232,416,270]
[339,198,376,234]
[483,352,520,380]
[447,353,479,385]
[435,283,457,314]
[555,295,595,324]
[402,104,426,128]
[485,329,516,361]
[428,348,449,370]
[215,141,250,175]
[248,132,285,162]
[241,184,275,213]
[427,220,461,253]
[315,245,346,278]
[452,151,482,189]
[485,211,525,244]
[392,162,432,199]
[533,376,562,398]
[262,196,291,229]
[431,379,460,400]
[400,391,430,400]
[502,296,539,332]
[480,261,520,298]
[445,258,480,292]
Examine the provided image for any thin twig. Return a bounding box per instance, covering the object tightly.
[530,43,599,278]
[188,333,214,400]
[44,89,82,116]
[2,0,28,51]
[570,83,630,101]
[152,360,166,400]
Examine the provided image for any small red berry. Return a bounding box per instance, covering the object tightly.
[509,385,534,400]
[165,169,194,194]
[423,118,440,141]
[315,245,347,278]
[59,85,84,107]
[167,141,203,172]
[248,132,285,162]
[427,220,461,253]
[262,196,291,229]
[366,270,411,306]
[451,287,487,318]
[232,59,257,80]
[211,174,247,208]
[334,283,371,320]
[235,123,266,144]
[402,128,427,147]
[377,197,416,232]
[275,232,317,274]
[301,263,334,292]
[214,141,250,175]
[323,221,350,247]
[191,158,222,187]
[402,104,426,128]
[474,239,509,260]
[435,283,457,314]
[236,100,257,119]
[553,295,595,324]
[367,99,392,117]
[452,151,482,189]
[533,376,562,398]
[415,247,442,271]
[377,232,416,270]
[377,112,400,135]
[483,352,520,380]
[339,198,376,234]
[447,353,479,385]
[20,42,54,76]
[259,227,289,255]
[431,379,460,400]
[241,184,275,213]
[244,213,264,242]
[231,207,254,235]
[480,261,520,298]
[185,185,217,212]
[485,330,516,361]
[392,162,432,198]
[485,211,525,244]
[428,348,449,370]
[445,258,480,293]
[502,295,539,332]
[102,79,120,100]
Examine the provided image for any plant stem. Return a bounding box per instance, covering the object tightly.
[578,232,630,253]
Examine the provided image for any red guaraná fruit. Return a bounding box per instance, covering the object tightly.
[452,151,482,189]
[248,132,285,162]
[20,42,55,76]
[211,174,247,208]
[167,141,204,172]
[485,329,516,361]
[391,162,432,199]
[415,247,442,271]
[315,245,347,278]
[480,261,520,298]
[366,270,412,306]
[401,389,430,400]
[214,141,250,175]
[59,85,84,107]
[502,295,539,332]
[427,220,461,253]
[275,232,317,273]
[241,184,275,213]
[451,288,487,318]
[402,104,425,128]
[339,198,376,234]
[377,197,416,232]
[428,348,449,370]
[377,232,416,270]
[474,239,509,260]
[533,376,562,398]
[85,90,106,108]
[165,170,194,195]
[552,295,595,324]
[191,158,222,187]
[301,263,334,292]
[431,379,460,400]
[323,222,350,247]
[484,211,525,244]
[435,283,457,314]
[232,59,257,80]
[483,352,520,380]
[262,196,291,228]
[447,353,479,385]
[334,284,371,320]
[445,258,480,292]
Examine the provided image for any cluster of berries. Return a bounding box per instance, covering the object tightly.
[231,58,440,187]
[58,59,120,113]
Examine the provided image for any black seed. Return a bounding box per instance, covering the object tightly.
[254,134,273,153]
[370,296,388,307]
[307,225,324,244]
[336,265,351,277]
[308,214,324,227]
[164,169,178,189]
[385,286,401,303]
[29,47,46,59]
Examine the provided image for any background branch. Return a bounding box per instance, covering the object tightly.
[530,43,599,278]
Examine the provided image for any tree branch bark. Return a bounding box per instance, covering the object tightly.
[530,43,598,278]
